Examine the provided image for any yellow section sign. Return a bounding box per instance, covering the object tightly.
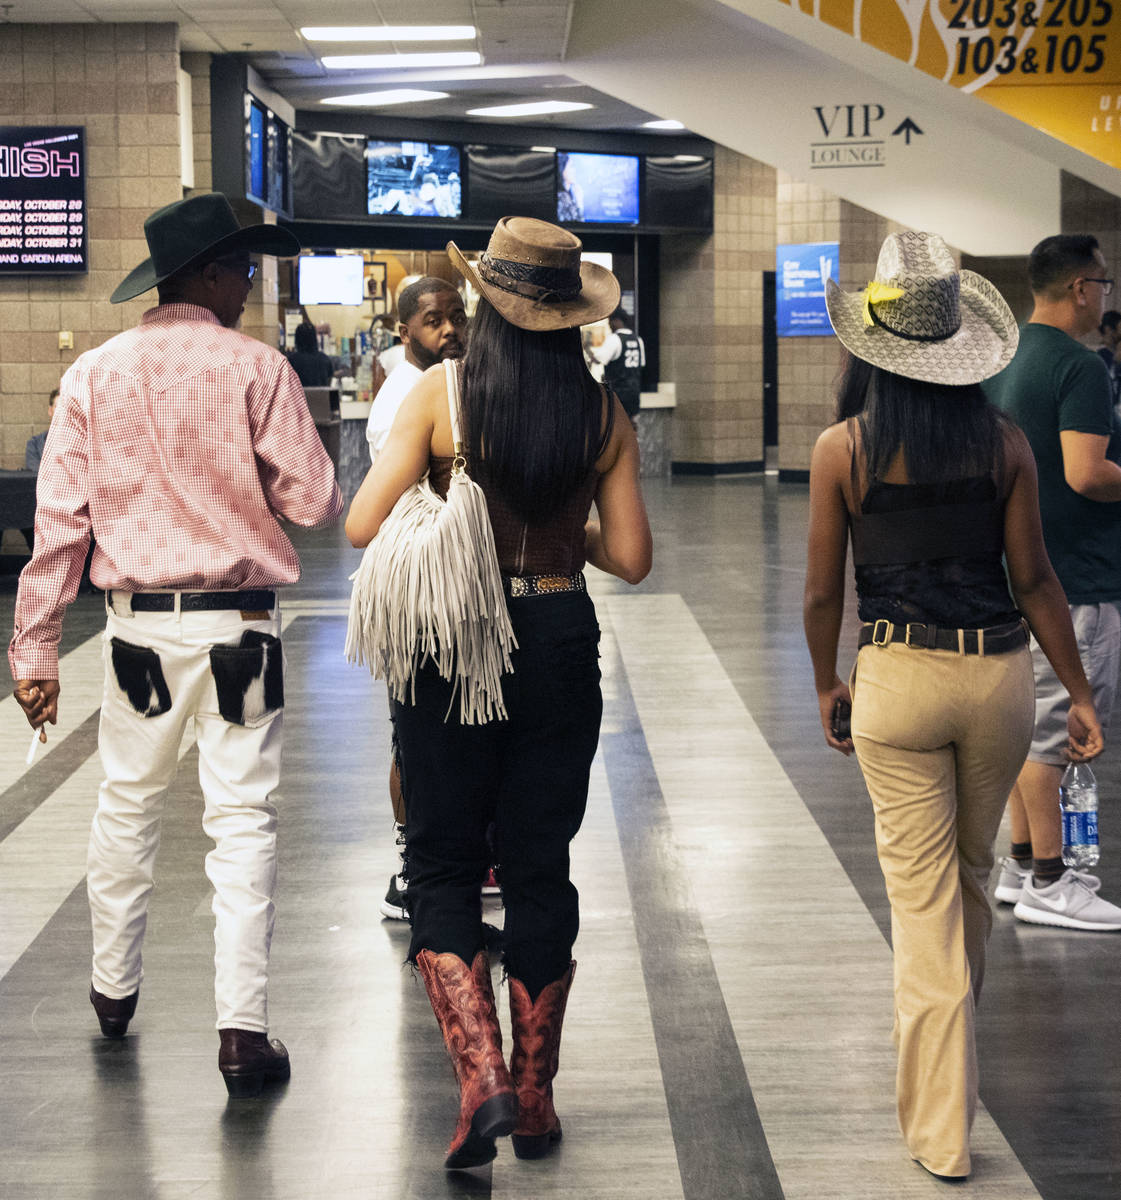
[780,0,1121,168]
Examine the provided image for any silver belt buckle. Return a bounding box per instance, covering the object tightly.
[904,622,927,648]
[508,577,529,598]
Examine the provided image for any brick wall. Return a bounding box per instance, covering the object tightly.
[662,145,776,470]
[0,23,182,469]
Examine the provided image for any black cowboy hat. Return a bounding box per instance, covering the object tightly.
[110,192,301,304]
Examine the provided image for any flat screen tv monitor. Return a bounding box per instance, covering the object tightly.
[367,141,461,218]
[644,155,713,230]
[246,97,267,205]
[465,144,555,223]
[266,113,290,216]
[0,125,88,275]
[556,151,639,225]
[292,132,366,220]
[298,255,365,305]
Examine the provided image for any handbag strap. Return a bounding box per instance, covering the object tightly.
[444,359,466,469]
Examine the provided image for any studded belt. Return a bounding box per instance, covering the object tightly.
[857,618,1027,656]
[503,572,586,599]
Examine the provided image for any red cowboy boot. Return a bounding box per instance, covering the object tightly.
[415,949,518,1169]
[508,961,576,1159]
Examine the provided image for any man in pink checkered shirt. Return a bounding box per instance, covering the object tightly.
[10,192,342,1098]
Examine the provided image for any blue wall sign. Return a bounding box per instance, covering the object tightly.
[776,242,838,337]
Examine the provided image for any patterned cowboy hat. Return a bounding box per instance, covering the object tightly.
[825,231,1018,386]
[447,216,619,331]
[111,192,300,304]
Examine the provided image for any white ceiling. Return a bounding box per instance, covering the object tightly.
[0,0,674,131]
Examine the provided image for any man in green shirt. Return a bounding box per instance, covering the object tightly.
[985,234,1121,931]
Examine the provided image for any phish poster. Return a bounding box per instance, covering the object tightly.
[0,126,88,275]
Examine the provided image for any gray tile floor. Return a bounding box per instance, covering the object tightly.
[1,476,1119,1199]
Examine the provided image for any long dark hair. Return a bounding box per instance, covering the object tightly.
[460,296,612,523]
[835,355,1006,485]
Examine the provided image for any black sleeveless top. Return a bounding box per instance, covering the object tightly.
[848,423,1019,629]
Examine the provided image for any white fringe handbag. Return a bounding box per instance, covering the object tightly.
[345,359,518,724]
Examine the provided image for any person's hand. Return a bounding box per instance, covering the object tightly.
[817,677,854,757]
[13,679,60,737]
[1066,698,1103,762]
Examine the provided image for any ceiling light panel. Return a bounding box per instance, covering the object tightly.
[466,101,594,117]
[301,26,477,41]
[321,52,483,69]
[321,89,450,106]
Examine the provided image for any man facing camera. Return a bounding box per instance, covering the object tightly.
[9,192,342,1094]
[365,276,466,463]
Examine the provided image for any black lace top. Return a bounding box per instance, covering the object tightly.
[849,437,1019,630]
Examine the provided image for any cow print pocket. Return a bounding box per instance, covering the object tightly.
[209,631,284,727]
[110,637,173,718]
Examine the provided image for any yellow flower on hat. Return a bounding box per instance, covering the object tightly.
[862,281,906,327]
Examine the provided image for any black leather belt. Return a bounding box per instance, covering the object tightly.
[125,590,276,612]
[503,572,586,599]
[857,618,1027,655]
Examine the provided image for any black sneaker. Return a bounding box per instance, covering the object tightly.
[380,873,408,921]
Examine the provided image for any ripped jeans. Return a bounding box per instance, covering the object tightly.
[90,594,284,1032]
[394,589,602,996]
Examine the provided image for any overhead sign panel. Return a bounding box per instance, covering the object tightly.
[778,0,1121,169]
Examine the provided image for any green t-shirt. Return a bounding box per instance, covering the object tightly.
[984,322,1121,604]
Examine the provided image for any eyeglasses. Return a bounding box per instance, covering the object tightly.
[1072,277,1114,296]
[215,257,257,281]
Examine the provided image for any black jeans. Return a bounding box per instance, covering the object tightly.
[394,589,602,997]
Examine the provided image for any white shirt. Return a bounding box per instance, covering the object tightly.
[366,360,423,462]
[591,328,645,368]
[379,343,406,375]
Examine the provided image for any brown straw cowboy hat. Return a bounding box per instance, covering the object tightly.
[111,192,301,304]
[825,231,1018,386]
[447,216,620,331]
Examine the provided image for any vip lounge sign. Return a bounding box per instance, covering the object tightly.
[810,102,924,169]
[779,0,1121,170]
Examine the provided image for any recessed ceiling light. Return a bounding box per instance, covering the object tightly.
[643,119,685,130]
[322,51,482,70]
[467,101,593,118]
[302,26,476,41]
[322,89,450,107]
[530,145,557,153]
[673,154,705,162]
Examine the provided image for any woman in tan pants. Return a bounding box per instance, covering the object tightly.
[803,232,1103,1180]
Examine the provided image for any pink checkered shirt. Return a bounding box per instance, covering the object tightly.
[10,303,343,680]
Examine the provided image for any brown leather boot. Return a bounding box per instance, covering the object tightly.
[508,961,575,1159]
[415,949,518,1169]
[218,1028,291,1099]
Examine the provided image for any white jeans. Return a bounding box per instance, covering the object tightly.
[89,594,284,1032]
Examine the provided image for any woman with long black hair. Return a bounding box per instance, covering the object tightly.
[346,217,651,1170]
[803,232,1102,1180]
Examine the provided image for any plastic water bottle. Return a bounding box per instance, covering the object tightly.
[1060,761,1099,869]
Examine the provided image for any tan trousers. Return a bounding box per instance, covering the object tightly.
[851,641,1034,1178]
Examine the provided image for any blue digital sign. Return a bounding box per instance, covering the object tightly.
[777,242,838,337]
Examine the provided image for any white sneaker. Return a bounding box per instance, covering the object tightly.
[1013,870,1121,931]
[994,857,1030,904]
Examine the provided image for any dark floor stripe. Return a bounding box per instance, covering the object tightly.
[598,629,786,1200]
[0,707,101,842]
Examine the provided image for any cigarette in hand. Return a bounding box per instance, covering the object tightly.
[26,726,44,765]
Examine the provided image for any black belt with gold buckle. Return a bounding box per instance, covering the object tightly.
[503,572,586,599]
